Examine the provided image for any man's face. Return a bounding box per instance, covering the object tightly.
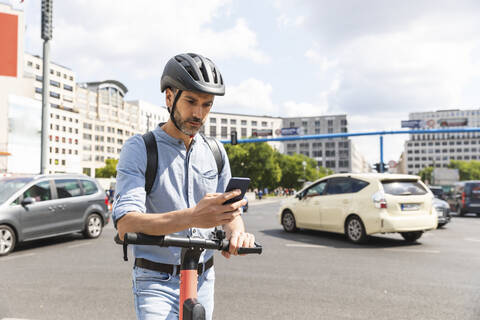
[167,89,214,136]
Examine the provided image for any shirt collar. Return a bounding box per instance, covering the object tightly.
[154,124,200,147]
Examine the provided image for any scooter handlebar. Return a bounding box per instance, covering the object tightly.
[115,233,262,255]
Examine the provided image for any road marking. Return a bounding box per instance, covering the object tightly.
[464,238,480,242]
[285,243,326,248]
[1,253,35,261]
[382,248,440,254]
[68,242,92,249]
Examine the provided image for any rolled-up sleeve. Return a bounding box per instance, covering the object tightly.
[112,134,148,227]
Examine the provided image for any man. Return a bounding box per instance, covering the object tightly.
[112,53,255,320]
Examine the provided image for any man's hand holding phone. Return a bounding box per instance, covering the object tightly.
[190,189,247,229]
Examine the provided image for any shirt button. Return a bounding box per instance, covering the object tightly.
[192,229,196,234]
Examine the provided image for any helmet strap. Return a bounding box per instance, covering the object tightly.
[169,89,183,133]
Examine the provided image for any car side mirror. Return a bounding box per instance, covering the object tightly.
[21,197,36,207]
[295,193,302,200]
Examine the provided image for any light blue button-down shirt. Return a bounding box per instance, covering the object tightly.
[112,125,231,264]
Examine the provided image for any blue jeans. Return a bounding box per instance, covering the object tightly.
[132,265,215,320]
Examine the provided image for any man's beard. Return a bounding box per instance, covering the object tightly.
[172,108,204,136]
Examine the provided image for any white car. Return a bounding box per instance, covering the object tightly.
[278,173,438,243]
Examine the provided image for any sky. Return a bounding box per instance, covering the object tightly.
[6,0,480,165]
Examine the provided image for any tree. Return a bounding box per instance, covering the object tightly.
[95,158,118,178]
[225,142,332,190]
[417,166,433,184]
[276,152,331,189]
[225,142,281,190]
[448,160,480,181]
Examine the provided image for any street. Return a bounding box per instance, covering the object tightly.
[1,198,480,320]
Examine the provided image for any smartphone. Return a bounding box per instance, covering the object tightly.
[223,177,251,205]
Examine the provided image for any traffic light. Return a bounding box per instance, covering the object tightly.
[231,130,238,145]
[373,162,389,173]
[41,0,53,40]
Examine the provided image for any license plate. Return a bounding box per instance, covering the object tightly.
[401,203,420,211]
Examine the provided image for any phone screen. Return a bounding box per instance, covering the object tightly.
[223,177,251,205]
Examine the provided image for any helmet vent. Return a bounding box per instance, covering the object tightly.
[199,63,210,83]
[184,65,199,81]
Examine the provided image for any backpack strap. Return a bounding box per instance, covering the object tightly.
[142,131,158,195]
[200,133,224,174]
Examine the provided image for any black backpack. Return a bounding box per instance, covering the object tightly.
[142,131,224,195]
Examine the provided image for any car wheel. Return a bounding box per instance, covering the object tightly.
[83,213,103,239]
[345,216,368,244]
[400,231,423,242]
[0,225,16,257]
[437,223,446,229]
[457,205,465,216]
[282,210,297,233]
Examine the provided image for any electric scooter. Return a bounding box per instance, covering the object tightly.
[115,230,262,320]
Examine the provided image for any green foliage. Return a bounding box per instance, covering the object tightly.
[95,158,118,178]
[418,166,433,184]
[225,142,332,190]
[448,160,480,181]
[225,142,281,190]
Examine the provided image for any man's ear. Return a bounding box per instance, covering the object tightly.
[165,88,173,109]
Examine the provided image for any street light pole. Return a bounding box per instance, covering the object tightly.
[40,0,53,174]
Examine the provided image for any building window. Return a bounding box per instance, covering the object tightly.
[50,80,60,87]
[262,121,268,127]
[210,126,216,137]
[315,121,320,127]
[50,91,60,99]
[210,117,216,124]
[64,84,73,91]
[221,127,228,138]
[241,128,247,137]
[221,118,227,124]
[35,87,42,94]
[241,120,247,126]
[230,119,236,125]
[251,121,257,126]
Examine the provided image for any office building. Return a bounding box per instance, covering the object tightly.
[404,108,480,175]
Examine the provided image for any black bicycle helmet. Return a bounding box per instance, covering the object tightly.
[161,53,225,96]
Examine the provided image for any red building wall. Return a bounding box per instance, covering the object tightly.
[0,12,18,78]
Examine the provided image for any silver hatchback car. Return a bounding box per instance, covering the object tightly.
[0,174,110,256]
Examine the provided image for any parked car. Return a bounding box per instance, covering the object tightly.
[278,173,437,243]
[453,181,480,216]
[0,174,110,256]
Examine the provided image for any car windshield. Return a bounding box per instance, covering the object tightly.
[0,178,32,204]
[382,180,427,196]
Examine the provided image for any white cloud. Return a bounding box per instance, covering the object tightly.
[23,0,269,82]
[215,78,276,115]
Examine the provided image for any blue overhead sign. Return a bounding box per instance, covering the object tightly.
[401,120,424,128]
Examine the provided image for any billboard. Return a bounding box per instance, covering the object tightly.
[275,127,304,136]
[7,95,41,174]
[401,120,424,129]
[437,118,468,127]
[0,12,18,77]
[252,129,273,137]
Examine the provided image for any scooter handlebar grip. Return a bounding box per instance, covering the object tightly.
[115,233,165,245]
[237,242,262,255]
